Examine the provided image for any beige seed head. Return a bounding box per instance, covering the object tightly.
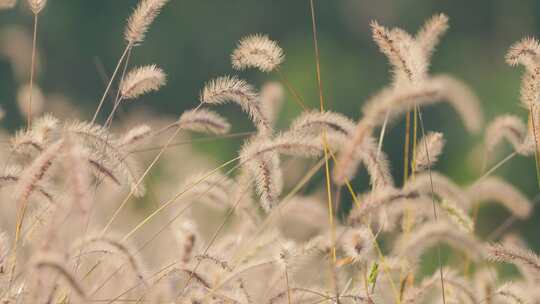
[201,75,271,132]
[27,0,46,14]
[178,109,231,135]
[341,228,374,262]
[506,37,540,68]
[125,0,169,45]
[415,13,449,60]
[231,34,284,72]
[120,65,166,100]
[414,131,445,172]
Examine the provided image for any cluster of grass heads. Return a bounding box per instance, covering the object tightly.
[0,0,539,303]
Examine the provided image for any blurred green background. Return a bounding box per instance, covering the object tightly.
[0,0,539,248]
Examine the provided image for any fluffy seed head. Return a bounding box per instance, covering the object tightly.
[333,131,394,189]
[333,120,374,185]
[394,220,486,261]
[119,124,152,147]
[178,109,231,135]
[334,83,443,185]
[120,65,166,100]
[16,139,64,206]
[341,228,374,262]
[257,132,325,159]
[240,137,286,212]
[405,171,470,209]
[201,76,256,105]
[247,151,283,212]
[176,221,198,264]
[200,76,270,132]
[124,0,169,45]
[506,37,540,68]
[289,110,355,137]
[487,243,540,277]
[502,235,540,284]
[10,114,59,155]
[467,177,532,219]
[415,13,449,61]
[347,187,419,226]
[440,200,474,233]
[64,121,146,197]
[32,114,59,139]
[356,137,395,189]
[239,133,326,212]
[64,139,91,213]
[27,0,46,14]
[231,34,284,72]
[485,115,529,155]
[275,241,299,270]
[414,131,445,172]
[519,65,540,108]
[494,283,528,304]
[371,21,426,84]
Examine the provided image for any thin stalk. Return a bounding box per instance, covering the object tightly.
[322,136,336,261]
[89,160,244,296]
[100,124,186,235]
[403,109,411,183]
[102,261,178,304]
[467,145,493,276]
[403,106,418,256]
[529,105,540,189]
[27,13,38,129]
[310,0,324,113]
[96,213,219,297]
[211,260,275,293]
[486,192,540,243]
[231,158,325,267]
[101,112,226,235]
[203,159,326,303]
[8,200,29,288]
[475,152,517,184]
[177,170,255,300]
[377,109,391,161]
[415,103,446,304]
[285,266,293,304]
[120,156,240,241]
[104,48,133,128]
[400,107,414,255]
[309,1,340,302]
[412,105,418,176]
[326,149,360,208]
[277,69,308,110]
[128,131,255,154]
[104,96,124,128]
[330,153,401,304]
[92,44,132,123]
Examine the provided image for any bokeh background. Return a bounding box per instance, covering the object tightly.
[0,0,539,249]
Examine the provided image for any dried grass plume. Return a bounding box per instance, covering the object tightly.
[231,34,284,72]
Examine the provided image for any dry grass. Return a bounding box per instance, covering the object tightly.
[0,2,538,304]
